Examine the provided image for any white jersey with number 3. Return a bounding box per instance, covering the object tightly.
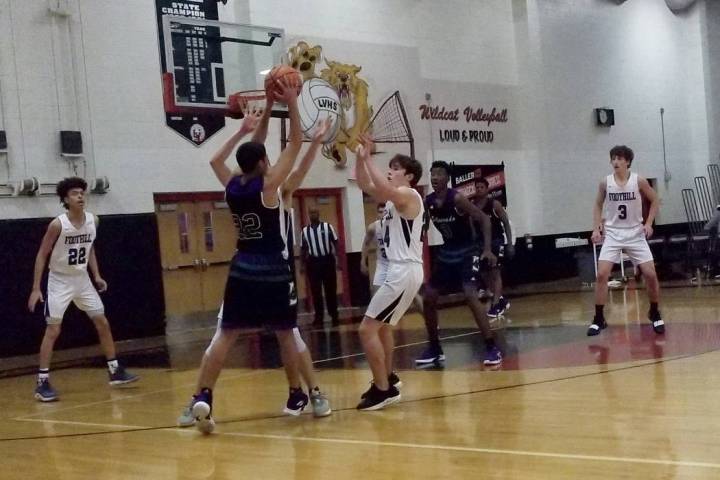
[49,212,96,275]
[382,189,424,264]
[604,172,643,230]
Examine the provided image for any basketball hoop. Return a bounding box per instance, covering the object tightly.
[227,90,266,119]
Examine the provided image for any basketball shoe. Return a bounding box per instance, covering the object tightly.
[309,388,332,417]
[356,384,401,411]
[483,345,503,366]
[415,345,445,365]
[487,296,510,318]
[192,388,215,434]
[177,399,195,427]
[108,365,140,386]
[283,387,309,416]
[649,309,665,334]
[34,378,59,402]
[361,372,403,399]
[587,316,608,336]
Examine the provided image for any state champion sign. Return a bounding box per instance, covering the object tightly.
[418,103,509,144]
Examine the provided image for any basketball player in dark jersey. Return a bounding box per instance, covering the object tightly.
[176,121,335,428]
[185,79,319,434]
[473,177,514,318]
[416,161,503,366]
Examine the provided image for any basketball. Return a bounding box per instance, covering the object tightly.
[264,65,302,101]
[298,78,341,143]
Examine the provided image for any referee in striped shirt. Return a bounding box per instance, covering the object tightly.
[301,209,339,326]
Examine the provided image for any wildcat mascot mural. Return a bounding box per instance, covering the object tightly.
[286,41,372,168]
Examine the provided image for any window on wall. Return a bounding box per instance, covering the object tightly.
[178,212,190,253]
[203,211,214,252]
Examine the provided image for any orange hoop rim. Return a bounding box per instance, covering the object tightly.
[232,89,266,101]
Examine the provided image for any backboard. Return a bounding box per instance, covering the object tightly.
[161,16,285,117]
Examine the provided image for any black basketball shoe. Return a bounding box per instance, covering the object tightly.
[649,310,665,334]
[587,316,607,336]
[356,384,401,411]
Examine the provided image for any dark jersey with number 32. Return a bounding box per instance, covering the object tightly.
[225,175,286,255]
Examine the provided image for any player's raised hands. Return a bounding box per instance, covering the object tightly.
[356,133,374,160]
[275,77,299,105]
[239,103,263,135]
[312,117,332,144]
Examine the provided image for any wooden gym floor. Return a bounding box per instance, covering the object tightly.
[2,285,720,479]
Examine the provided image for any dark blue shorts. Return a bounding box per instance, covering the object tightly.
[221,252,297,331]
[428,246,479,294]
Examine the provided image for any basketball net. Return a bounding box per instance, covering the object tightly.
[366,91,414,149]
[227,90,267,119]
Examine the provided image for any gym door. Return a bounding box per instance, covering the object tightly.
[155,195,235,317]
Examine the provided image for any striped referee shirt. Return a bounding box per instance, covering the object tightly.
[301,222,337,258]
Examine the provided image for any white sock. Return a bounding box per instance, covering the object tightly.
[107,359,119,374]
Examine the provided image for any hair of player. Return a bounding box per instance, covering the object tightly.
[476,177,489,188]
[56,176,88,209]
[377,203,386,209]
[236,141,267,173]
[609,145,634,166]
[390,154,423,187]
[430,160,451,176]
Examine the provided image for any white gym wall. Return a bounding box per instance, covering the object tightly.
[0,0,713,252]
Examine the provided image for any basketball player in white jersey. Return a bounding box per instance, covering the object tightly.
[278,119,333,415]
[354,134,424,411]
[360,203,389,292]
[588,145,664,336]
[27,177,139,402]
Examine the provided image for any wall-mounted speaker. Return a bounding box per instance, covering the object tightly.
[60,131,83,155]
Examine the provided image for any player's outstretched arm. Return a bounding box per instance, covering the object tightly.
[209,108,262,187]
[282,118,331,197]
[265,79,303,191]
[251,92,275,144]
[591,179,607,244]
[28,219,61,312]
[354,139,379,199]
[359,135,420,219]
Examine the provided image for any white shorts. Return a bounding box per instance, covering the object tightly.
[372,258,389,287]
[46,271,104,324]
[598,226,654,266]
[366,261,423,326]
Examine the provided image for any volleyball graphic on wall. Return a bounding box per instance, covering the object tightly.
[299,78,341,144]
